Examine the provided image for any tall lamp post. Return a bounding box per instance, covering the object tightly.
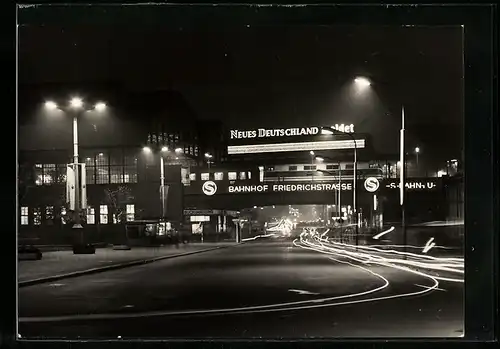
[143,145,170,222]
[320,127,359,247]
[44,98,106,244]
[205,153,213,169]
[352,76,407,249]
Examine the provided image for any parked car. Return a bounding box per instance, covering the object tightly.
[18,245,42,260]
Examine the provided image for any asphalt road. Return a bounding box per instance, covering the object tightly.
[18,240,464,339]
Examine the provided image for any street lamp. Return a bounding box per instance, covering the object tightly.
[415,146,420,166]
[143,145,169,221]
[354,77,372,90]
[205,153,213,169]
[44,97,107,242]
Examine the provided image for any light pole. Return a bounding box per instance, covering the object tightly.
[205,153,213,169]
[352,76,407,249]
[143,146,169,222]
[320,127,358,246]
[309,151,315,182]
[45,97,106,244]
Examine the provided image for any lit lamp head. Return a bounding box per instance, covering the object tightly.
[354,77,371,89]
[161,146,169,152]
[309,150,315,156]
[175,148,183,154]
[70,97,83,109]
[94,102,107,112]
[315,156,324,162]
[415,147,420,153]
[205,153,213,159]
[44,101,58,110]
[142,146,152,154]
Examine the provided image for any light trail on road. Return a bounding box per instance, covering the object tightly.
[298,235,463,284]
[19,236,463,324]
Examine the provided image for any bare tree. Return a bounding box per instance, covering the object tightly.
[104,185,133,223]
[104,185,134,244]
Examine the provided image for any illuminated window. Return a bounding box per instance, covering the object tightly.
[86,207,95,224]
[189,173,196,181]
[326,164,339,170]
[288,166,297,171]
[56,164,67,182]
[110,166,123,183]
[214,172,224,181]
[201,173,209,181]
[239,172,246,180]
[33,207,41,225]
[96,153,109,184]
[100,205,108,224]
[20,207,29,225]
[124,155,138,183]
[126,204,135,222]
[34,164,60,185]
[228,172,237,180]
[43,164,55,184]
[304,165,316,171]
[247,171,252,179]
[45,206,54,224]
[60,207,67,224]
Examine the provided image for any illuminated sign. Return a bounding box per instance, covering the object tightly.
[184,209,222,215]
[229,124,355,140]
[228,139,365,155]
[227,183,353,194]
[202,181,218,196]
[384,180,439,190]
[331,124,355,133]
[364,177,380,192]
[230,127,320,140]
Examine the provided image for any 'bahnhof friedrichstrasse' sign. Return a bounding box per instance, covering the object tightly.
[194,178,441,196]
[229,124,355,140]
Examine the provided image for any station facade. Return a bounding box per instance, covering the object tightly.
[18,87,462,244]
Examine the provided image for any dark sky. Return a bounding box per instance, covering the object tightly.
[18,25,464,160]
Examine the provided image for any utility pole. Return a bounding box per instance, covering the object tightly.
[400,106,407,256]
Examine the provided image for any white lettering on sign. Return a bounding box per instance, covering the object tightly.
[272,183,352,192]
[229,185,269,193]
[386,181,438,190]
[332,124,355,133]
[230,127,320,139]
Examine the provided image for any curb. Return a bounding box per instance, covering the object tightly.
[19,244,237,288]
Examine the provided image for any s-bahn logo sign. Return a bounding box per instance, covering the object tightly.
[202,181,218,196]
[364,177,380,192]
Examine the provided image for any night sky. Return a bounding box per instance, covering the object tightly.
[18,24,464,160]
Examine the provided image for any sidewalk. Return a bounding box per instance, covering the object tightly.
[18,243,237,285]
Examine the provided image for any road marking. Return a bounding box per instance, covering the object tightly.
[414,284,447,292]
[122,305,134,308]
[19,246,390,322]
[288,289,319,295]
[47,283,65,287]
